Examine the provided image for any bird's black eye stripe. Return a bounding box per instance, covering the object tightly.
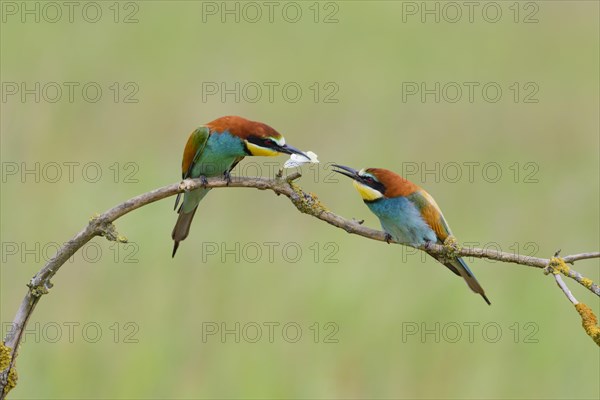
[362,175,376,184]
[248,136,275,147]
[360,175,385,194]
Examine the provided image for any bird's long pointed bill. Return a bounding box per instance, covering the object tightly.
[279,144,309,160]
[332,164,360,180]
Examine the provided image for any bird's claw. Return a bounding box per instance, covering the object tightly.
[385,233,393,244]
[223,171,232,186]
[200,175,209,188]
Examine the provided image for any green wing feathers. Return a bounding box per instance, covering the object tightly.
[182,126,210,178]
[408,189,453,243]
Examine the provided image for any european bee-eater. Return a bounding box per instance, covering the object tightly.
[172,116,306,257]
[332,165,490,305]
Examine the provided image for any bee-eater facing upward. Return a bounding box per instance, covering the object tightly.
[332,165,490,305]
[172,116,307,257]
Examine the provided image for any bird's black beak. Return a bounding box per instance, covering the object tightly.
[278,144,309,160]
[332,164,360,181]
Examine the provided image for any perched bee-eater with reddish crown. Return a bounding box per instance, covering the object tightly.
[172,116,307,257]
[332,165,490,305]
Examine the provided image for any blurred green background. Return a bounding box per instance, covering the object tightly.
[1,1,599,399]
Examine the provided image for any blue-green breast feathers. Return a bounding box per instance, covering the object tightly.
[182,128,246,179]
[366,196,438,245]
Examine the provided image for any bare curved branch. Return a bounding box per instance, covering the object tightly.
[1,173,599,397]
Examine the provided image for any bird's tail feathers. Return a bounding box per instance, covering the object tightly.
[446,257,491,305]
[171,188,211,257]
[171,205,198,257]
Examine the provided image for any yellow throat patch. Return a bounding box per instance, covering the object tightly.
[246,142,280,157]
[353,180,383,201]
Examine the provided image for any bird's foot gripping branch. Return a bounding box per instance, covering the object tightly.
[1,173,599,397]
